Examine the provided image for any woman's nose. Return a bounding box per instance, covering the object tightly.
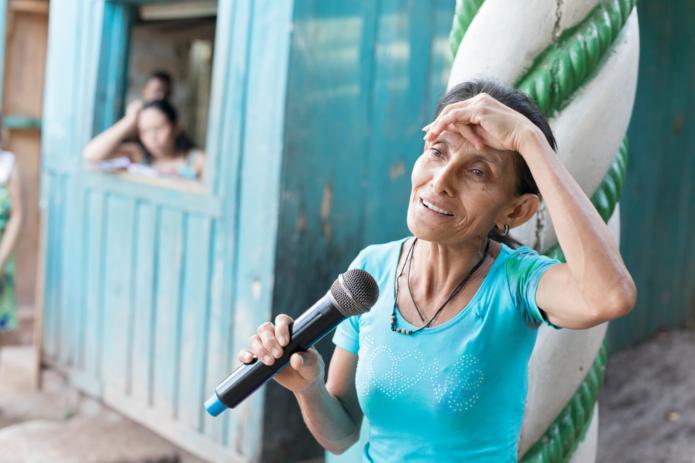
[431,166,457,197]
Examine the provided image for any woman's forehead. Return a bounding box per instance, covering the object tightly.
[431,130,507,165]
[139,108,169,126]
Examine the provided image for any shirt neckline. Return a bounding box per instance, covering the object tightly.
[390,237,510,334]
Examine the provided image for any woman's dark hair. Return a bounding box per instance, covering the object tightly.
[434,80,557,247]
[138,99,195,164]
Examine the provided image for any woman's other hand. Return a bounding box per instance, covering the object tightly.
[237,314,325,394]
[423,93,546,155]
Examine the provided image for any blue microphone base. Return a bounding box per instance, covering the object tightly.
[205,394,226,417]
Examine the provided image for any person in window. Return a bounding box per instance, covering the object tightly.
[0,122,24,334]
[142,70,173,103]
[83,99,205,180]
[124,70,174,121]
[237,81,637,461]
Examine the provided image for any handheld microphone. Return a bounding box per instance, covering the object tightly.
[204,269,378,416]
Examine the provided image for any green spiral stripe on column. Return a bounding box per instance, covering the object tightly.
[544,136,628,262]
[517,0,635,116]
[521,343,608,463]
[448,0,486,60]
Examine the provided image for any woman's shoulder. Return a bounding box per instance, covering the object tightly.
[354,237,408,265]
[498,242,561,282]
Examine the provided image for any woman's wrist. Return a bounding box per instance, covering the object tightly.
[518,126,556,164]
[294,377,325,400]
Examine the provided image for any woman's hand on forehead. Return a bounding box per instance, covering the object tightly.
[423,93,545,157]
[427,127,488,156]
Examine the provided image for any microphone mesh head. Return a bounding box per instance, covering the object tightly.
[330,269,379,317]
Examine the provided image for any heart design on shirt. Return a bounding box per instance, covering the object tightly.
[361,340,428,400]
[430,354,485,412]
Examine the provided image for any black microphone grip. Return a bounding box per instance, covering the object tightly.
[212,293,343,410]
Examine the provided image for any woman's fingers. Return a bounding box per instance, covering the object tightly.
[425,107,479,142]
[274,314,293,347]
[237,349,255,364]
[453,122,486,151]
[258,322,284,360]
[249,334,274,365]
[289,349,320,379]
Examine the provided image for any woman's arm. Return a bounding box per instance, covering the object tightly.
[517,130,636,328]
[83,102,142,162]
[0,164,24,272]
[240,315,362,454]
[424,93,636,329]
[294,347,363,454]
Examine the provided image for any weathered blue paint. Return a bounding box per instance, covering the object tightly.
[607,0,695,352]
[40,0,454,461]
[93,2,133,132]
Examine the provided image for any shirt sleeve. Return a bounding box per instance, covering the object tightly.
[506,246,562,329]
[331,251,365,354]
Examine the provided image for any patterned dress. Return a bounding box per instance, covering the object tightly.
[0,151,16,331]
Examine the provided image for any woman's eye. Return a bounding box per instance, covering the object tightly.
[471,168,485,177]
[427,147,443,158]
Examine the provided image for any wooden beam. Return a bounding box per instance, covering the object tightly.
[139,1,216,21]
[10,0,49,15]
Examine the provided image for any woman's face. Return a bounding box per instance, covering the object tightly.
[138,108,176,159]
[406,128,521,245]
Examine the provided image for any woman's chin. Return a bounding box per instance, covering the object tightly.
[407,216,452,243]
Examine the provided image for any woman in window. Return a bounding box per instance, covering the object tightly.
[0,122,24,334]
[83,99,205,180]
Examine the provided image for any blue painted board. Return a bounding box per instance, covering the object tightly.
[153,208,185,418]
[130,202,158,404]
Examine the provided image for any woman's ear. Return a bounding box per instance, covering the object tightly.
[499,193,540,230]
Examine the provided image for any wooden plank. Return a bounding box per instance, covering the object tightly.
[59,175,84,368]
[226,0,294,456]
[82,190,106,388]
[364,0,440,243]
[92,2,133,132]
[32,173,47,388]
[39,174,54,360]
[139,1,216,21]
[47,174,66,362]
[177,214,212,430]
[201,222,232,444]
[607,0,695,351]
[153,208,185,418]
[0,0,7,107]
[9,0,49,15]
[101,196,136,394]
[83,172,222,218]
[130,202,158,404]
[201,0,247,444]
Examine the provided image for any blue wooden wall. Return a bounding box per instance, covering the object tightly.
[273,1,454,459]
[39,1,454,461]
[607,0,695,352]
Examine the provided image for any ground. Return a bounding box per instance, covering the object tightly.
[597,329,695,463]
[0,346,205,463]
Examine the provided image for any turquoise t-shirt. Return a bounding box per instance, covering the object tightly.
[332,238,561,462]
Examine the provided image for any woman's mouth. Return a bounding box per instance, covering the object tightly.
[420,197,454,216]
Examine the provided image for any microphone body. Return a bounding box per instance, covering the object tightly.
[205,269,378,416]
[207,293,343,414]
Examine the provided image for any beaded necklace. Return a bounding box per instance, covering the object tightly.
[391,237,490,335]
